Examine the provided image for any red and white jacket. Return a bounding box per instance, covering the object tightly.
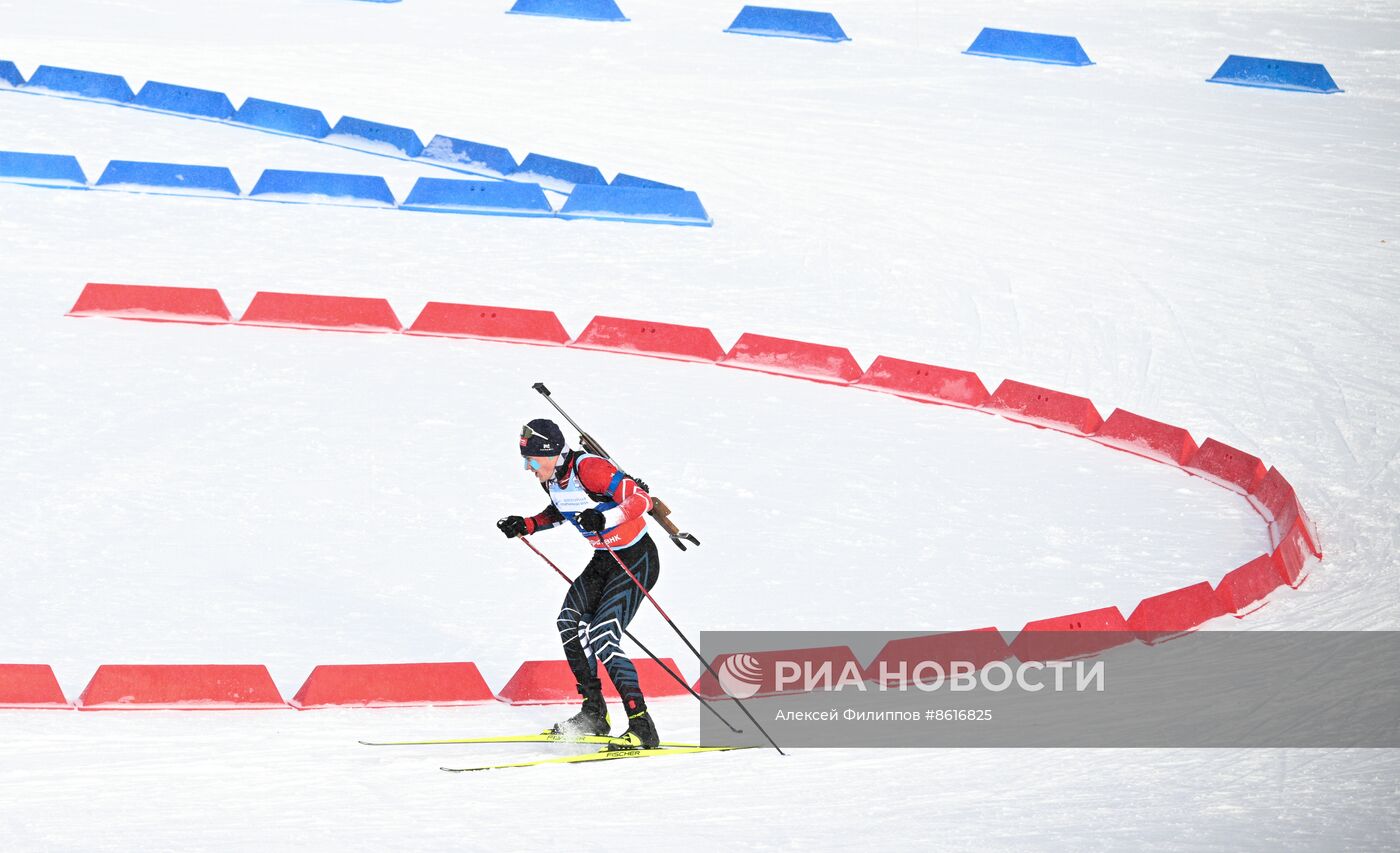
[525,452,652,549]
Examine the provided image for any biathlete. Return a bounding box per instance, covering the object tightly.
[496,418,662,749]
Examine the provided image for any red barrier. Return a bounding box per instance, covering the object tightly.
[67,282,231,324]
[496,658,689,705]
[1127,582,1229,643]
[1186,438,1267,494]
[569,315,725,363]
[76,665,287,710]
[237,291,402,332]
[983,379,1103,435]
[289,663,496,708]
[405,302,570,345]
[861,628,1011,686]
[719,333,863,384]
[854,356,990,408]
[1274,519,1313,587]
[1250,467,1321,557]
[1215,553,1288,616]
[1010,606,1136,661]
[693,646,863,698]
[1094,408,1198,466]
[0,664,70,709]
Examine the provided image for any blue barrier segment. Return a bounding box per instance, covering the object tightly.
[507,0,628,22]
[611,173,682,191]
[24,65,135,101]
[133,81,236,119]
[234,98,333,138]
[0,151,88,187]
[329,116,425,157]
[558,185,711,226]
[514,153,607,190]
[401,178,553,216]
[963,28,1092,66]
[249,169,396,205]
[1,60,23,87]
[1206,55,1342,94]
[420,135,517,177]
[96,160,241,195]
[724,6,850,42]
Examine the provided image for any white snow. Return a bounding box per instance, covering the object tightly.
[0,0,1397,849]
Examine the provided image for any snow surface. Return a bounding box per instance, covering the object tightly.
[1,0,1397,849]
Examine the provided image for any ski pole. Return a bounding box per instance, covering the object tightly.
[590,533,787,756]
[516,537,743,734]
[531,382,700,551]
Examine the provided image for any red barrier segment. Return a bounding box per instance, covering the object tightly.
[67,282,231,324]
[983,379,1103,435]
[289,663,496,708]
[1010,607,1136,661]
[861,628,1011,686]
[0,664,70,709]
[237,291,402,333]
[1274,519,1313,587]
[1127,581,1229,643]
[405,302,570,345]
[75,665,287,710]
[569,315,725,363]
[1186,438,1267,494]
[719,333,863,384]
[496,659,689,705]
[1250,467,1321,557]
[693,646,863,698]
[1093,408,1198,466]
[1215,553,1288,616]
[855,356,990,408]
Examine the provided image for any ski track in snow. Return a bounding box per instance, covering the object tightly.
[1,0,1398,849]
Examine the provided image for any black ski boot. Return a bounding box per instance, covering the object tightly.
[548,680,610,738]
[608,707,660,750]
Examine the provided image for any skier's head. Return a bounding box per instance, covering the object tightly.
[520,418,568,482]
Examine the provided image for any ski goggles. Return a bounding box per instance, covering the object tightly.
[524,457,544,472]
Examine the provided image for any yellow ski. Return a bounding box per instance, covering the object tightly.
[359,733,701,748]
[441,745,749,772]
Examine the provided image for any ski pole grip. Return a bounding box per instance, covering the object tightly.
[532,382,551,397]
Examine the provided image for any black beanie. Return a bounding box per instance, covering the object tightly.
[520,418,567,456]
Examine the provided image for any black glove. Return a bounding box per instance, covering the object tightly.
[577,508,606,533]
[497,516,528,538]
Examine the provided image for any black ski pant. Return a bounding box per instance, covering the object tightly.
[556,534,660,714]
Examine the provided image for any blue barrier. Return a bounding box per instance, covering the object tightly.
[133,81,236,119]
[0,151,88,187]
[963,28,1092,66]
[1,60,23,87]
[234,98,333,138]
[558,185,711,226]
[401,178,553,216]
[611,173,682,191]
[96,160,241,195]
[507,0,628,22]
[514,153,607,190]
[1206,55,1342,94]
[329,116,424,157]
[724,6,850,42]
[420,135,518,177]
[25,65,135,101]
[249,169,396,205]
